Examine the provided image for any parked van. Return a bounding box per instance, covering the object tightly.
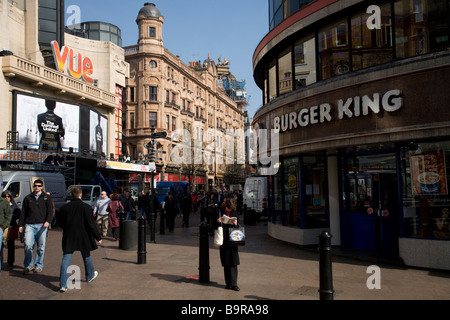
[156,181,190,204]
[66,185,102,211]
[243,177,268,216]
[1,170,67,212]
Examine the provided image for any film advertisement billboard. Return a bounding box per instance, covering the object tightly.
[14,91,107,154]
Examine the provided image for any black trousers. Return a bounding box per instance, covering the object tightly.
[224,265,238,287]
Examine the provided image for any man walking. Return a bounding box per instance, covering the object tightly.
[0,194,12,272]
[18,179,53,274]
[93,191,110,238]
[58,186,102,292]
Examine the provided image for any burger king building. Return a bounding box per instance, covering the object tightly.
[252,0,450,270]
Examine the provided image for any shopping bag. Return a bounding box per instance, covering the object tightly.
[214,226,223,247]
[229,226,245,246]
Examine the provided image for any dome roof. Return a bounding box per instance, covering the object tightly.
[138,3,162,19]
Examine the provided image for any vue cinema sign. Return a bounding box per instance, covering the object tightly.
[51,40,94,84]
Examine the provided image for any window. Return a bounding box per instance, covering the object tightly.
[278,46,293,95]
[172,116,176,131]
[351,4,393,71]
[149,27,156,38]
[268,59,277,102]
[129,87,135,102]
[166,90,170,103]
[149,86,157,101]
[294,35,316,88]
[130,112,135,129]
[165,115,169,130]
[150,60,157,68]
[6,182,20,198]
[149,112,157,127]
[318,20,350,80]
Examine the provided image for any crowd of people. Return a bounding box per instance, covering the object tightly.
[0,184,244,292]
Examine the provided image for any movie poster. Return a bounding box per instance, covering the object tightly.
[410,150,448,195]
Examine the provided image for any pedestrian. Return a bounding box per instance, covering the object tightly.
[164,192,177,232]
[181,193,192,228]
[191,192,198,214]
[93,191,110,238]
[18,179,53,274]
[137,190,149,219]
[106,193,123,241]
[121,191,135,220]
[0,191,12,272]
[1,191,20,268]
[236,190,243,215]
[214,197,240,291]
[58,186,102,292]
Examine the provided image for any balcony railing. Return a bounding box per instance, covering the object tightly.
[2,55,118,109]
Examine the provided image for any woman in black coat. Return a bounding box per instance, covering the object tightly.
[58,187,102,292]
[164,192,177,232]
[214,197,240,291]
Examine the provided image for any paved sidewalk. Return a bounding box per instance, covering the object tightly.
[1,211,450,303]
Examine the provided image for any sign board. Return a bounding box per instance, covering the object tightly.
[151,131,167,139]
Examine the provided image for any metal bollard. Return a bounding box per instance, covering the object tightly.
[160,209,165,235]
[119,210,124,249]
[318,231,334,300]
[198,221,210,283]
[137,216,146,264]
[149,211,156,243]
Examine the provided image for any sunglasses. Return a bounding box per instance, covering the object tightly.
[2,195,11,198]
[34,185,43,188]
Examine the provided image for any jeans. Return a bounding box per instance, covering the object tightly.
[125,211,131,220]
[59,251,95,289]
[0,228,3,271]
[23,224,48,269]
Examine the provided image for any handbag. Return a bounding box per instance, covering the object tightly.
[2,227,9,245]
[214,226,223,247]
[229,226,245,246]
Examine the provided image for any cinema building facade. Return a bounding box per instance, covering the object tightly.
[252,0,450,270]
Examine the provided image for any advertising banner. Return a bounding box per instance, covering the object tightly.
[410,150,448,195]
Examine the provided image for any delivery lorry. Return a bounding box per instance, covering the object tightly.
[1,170,67,215]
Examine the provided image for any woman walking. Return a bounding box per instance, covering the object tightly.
[106,193,124,241]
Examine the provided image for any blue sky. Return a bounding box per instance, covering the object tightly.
[64,0,268,119]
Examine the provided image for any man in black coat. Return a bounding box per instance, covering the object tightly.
[58,186,102,292]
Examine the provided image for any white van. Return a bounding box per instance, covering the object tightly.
[66,185,102,211]
[1,170,67,212]
[243,177,268,215]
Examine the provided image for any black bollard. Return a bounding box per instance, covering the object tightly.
[119,210,124,249]
[160,209,165,235]
[137,216,146,264]
[318,231,334,300]
[198,221,210,283]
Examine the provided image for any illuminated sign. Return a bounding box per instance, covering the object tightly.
[51,40,94,84]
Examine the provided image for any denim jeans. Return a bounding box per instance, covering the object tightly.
[0,228,3,271]
[23,224,48,269]
[59,251,95,289]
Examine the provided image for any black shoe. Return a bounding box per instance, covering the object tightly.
[231,286,240,291]
[225,285,231,290]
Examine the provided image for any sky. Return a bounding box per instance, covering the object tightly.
[64,0,269,119]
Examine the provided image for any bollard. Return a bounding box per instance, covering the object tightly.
[198,221,210,283]
[318,231,334,300]
[119,210,124,249]
[149,211,156,243]
[137,216,146,264]
[160,209,165,235]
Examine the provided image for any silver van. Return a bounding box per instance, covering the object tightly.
[1,170,67,213]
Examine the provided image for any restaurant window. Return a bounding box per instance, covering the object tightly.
[294,34,316,88]
[278,46,293,95]
[318,19,350,80]
[395,0,450,58]
[303,154,327,228]
[351,3,393,71]
[400,140,450,240]
[283,157,300,226]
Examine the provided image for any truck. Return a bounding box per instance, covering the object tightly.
[156,181,190,204]
[1,170,67,225]
[66,184,102,211]
[243,177,268,218]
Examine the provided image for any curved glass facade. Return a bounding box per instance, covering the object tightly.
[262,0,450,104]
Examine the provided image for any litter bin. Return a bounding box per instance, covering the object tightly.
[120,220,138,250]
